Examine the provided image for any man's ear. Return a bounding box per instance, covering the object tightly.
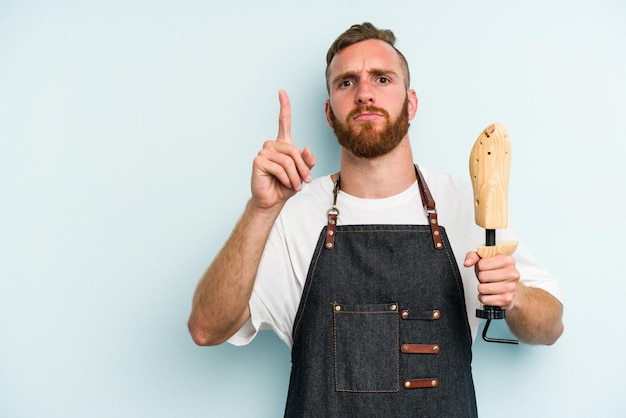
[407,89,418,120]
[324,100,334,128]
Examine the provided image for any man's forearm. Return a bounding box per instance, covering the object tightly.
[505,283,564,345]
[188,200,282,346]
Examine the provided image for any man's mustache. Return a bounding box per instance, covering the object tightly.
[346,105,390,123]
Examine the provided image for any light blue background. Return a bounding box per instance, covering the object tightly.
[1,1,625,416]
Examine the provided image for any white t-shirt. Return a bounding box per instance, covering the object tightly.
[229,166,563,347]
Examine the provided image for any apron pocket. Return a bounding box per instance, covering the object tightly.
[332,302,399,392]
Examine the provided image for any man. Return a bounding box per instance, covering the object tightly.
[188,22,564,417]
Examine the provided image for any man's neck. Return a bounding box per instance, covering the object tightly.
[335,138,416,199]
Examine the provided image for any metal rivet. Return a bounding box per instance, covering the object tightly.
[433,310,440,320]
[327,230,334,236]
[433,345,440,353]
[390,304,397,311]
[401,311,409,319]
[325,243,333,249]
[434,230,440,236]
[401,345,408,352]
[431,218,437,224]
[404,381,411,388]
[329,219,335,225]
[436,243,442,248]
[334,305,341,311]
[431,380,438,387]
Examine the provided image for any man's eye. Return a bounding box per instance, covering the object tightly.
[340,80,353,88]
[378,77,389,84]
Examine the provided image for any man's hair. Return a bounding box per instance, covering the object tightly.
[325,22,410,92]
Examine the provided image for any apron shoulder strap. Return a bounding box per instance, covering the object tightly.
[415,165,444,250]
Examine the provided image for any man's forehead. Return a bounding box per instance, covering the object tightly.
[328,39,401,76]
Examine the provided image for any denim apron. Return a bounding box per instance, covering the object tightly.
[284,167,478,417]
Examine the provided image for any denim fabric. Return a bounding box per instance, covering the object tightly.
[334,302,399,392]
[285,225,477,418]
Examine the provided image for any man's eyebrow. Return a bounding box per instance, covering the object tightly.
[331,68,399,85]
[370,68,398,77]
[331,71,358,85]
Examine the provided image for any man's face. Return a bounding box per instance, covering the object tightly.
[325,39,417,159]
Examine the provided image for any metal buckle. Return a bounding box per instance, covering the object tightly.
[327,207,340,217]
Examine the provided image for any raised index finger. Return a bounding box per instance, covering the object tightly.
[277,89,292,143]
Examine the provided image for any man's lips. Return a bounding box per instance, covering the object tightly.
[352,112,383,121]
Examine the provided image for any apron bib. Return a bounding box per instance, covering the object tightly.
[284,168,477,418]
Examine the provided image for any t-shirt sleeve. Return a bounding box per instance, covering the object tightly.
[226,215,300,348]
[226,290,278,346]
[499,226,564,303]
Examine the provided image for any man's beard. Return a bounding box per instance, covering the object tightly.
[329,97,410,159]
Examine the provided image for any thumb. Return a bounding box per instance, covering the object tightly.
[464,251,480,267]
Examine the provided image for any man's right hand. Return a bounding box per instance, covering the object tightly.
[251,89,316,210]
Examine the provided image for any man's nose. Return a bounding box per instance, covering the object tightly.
[356,83,375,104]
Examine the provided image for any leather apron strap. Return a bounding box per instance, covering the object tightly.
[324,165,443,250]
